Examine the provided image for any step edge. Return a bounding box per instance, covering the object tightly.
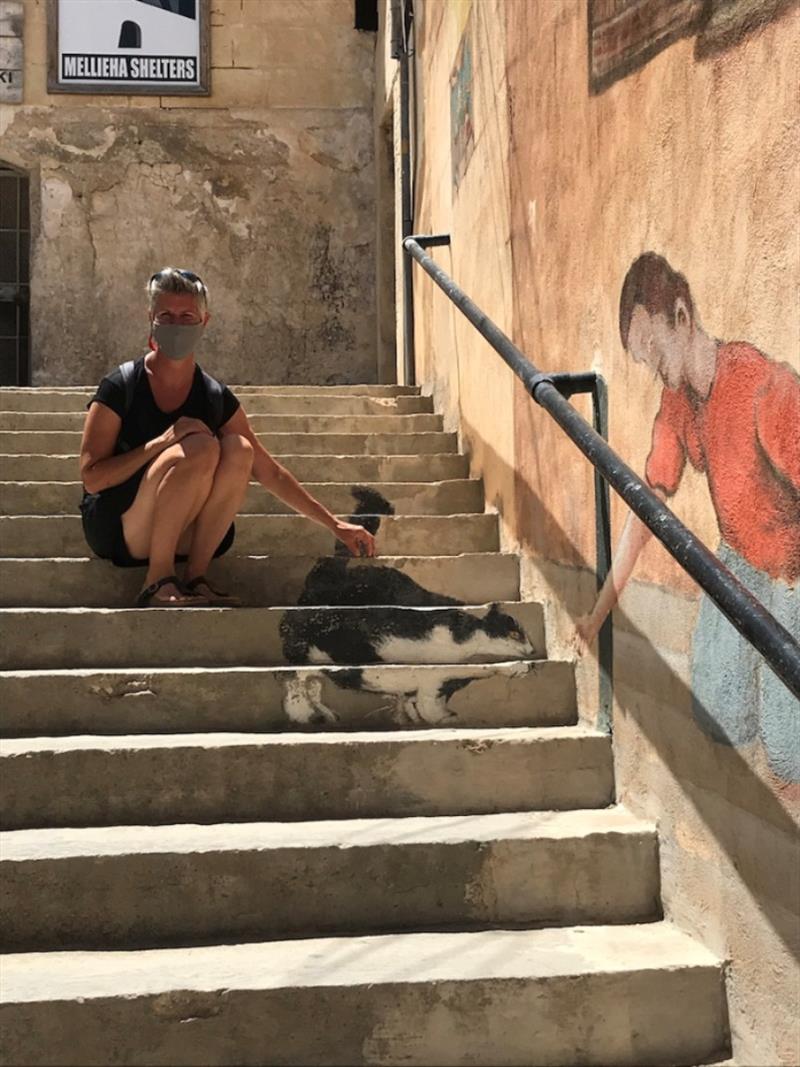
[0,724,608,754]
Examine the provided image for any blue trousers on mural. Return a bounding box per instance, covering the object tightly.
[691,543,800,783]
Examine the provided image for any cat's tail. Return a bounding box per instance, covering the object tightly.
[335,486,395,555]
[350,486,395,522]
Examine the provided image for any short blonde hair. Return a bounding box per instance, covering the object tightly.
[147,267,209,314]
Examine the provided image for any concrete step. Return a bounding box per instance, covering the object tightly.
[4,450,475,484]
[0,478,484,516]
[0,725,614,828]
[0,922,729,1067]
[0,600,546,669]
[0,430,458,455]
[0,391,433,414]
[1,383,422,396]
[0,411,445,434]
[0,450,469,482]
[0,552,519,608]
[0,512,498,558]
[0,807,660,951]
[0,659,576,735]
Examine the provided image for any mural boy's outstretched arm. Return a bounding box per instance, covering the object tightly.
[576,487,668,648]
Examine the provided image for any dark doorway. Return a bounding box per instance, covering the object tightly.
[0,163,30,386]
[355,0,378,32]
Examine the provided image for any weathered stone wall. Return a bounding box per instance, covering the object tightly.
[377,1,800,1064]
[0,0,378,385]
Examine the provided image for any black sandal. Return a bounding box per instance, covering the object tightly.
[134,575,209,608]
[183,575,242,607]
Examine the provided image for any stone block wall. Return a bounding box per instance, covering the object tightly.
[0,0,378,385]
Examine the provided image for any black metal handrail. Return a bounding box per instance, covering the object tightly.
[403,233,800,703]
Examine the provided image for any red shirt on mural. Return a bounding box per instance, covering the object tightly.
[645,342,800,582]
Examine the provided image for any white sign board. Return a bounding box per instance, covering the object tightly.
[48,0,209,94]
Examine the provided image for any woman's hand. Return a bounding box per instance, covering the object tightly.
[159,416,214,448]
[334,522,377,557]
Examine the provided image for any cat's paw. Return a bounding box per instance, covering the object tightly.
[283,675,338,724]
[415,697,457,725]
[506,660,537,677]
[309,705,340,725]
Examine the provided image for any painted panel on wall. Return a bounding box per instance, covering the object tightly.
[580,253,800,782]
[449,21,475,191]
[588,0,797,90]
[588,0,704,92]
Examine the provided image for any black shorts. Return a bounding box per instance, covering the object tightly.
[80,469,235,568]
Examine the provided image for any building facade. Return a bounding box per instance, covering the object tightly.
[0,0,379,386]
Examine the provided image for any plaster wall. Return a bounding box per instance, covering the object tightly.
[0,0,378,385]
[382,1,800,1063]
[399,0,518,546]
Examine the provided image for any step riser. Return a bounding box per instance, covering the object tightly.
[0,452,470,482]
[0,514,498,558]
[0,602,545,669]
[0,394,433,414]
[0,393,433,414]
[0,479,484,517]
[0,553,519,608]
[0,431,458,455]
[0,412,443,433]
[0,662,576,734]
[0,831,659,950]
[1,384,422,396]
[0,734,613,828]
[0,965,727,1067]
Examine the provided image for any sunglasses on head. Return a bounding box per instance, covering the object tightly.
[149,268,205,286]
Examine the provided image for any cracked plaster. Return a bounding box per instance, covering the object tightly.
[2,102,376,385]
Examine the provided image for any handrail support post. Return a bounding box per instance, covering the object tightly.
[530,369,614,732]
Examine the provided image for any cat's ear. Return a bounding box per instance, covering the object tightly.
[486,602,501,617]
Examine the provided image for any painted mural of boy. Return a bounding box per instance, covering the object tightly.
[577,252,799,782]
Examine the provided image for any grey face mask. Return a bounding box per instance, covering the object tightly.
[151,322,205,360]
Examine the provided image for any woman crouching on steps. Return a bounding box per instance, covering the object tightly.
[79,267,376,607]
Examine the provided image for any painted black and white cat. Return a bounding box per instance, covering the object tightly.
[280,488,535,725]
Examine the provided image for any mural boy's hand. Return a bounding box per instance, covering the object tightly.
[334,521,377,558]
[570,613,598,658]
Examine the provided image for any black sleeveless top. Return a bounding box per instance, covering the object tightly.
[89,355,240,453]
[83,355,240,510]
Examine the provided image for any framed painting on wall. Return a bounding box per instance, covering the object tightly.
[587,0,703,93]
[450,23,475,191]
[47,0,210,95]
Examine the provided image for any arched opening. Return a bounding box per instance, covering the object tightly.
[0,163,30,385]
[118,20,142,48]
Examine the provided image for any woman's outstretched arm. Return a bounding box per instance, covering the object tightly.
[218,405,376,557]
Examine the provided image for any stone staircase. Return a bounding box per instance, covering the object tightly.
[0,383,731,1066]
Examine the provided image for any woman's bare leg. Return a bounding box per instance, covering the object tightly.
[184,434,254,582]
[121,433,220,594]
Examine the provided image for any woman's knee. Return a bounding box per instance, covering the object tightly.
[182,432,221,469]
[157,433,220,476]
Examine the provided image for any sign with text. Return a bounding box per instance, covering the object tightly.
[48,0,209,95]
